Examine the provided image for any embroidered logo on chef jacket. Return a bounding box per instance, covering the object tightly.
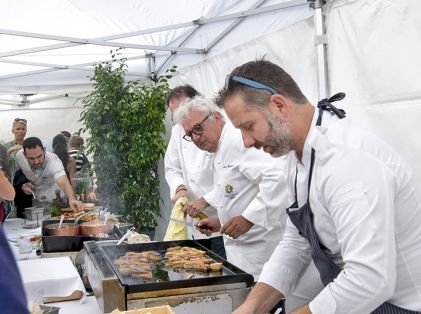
[224,183,238,199]
[222,164,234,169]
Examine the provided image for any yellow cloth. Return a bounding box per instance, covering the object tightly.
[163,197,188,241]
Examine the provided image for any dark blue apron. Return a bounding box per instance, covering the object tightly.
[286,93,419,314]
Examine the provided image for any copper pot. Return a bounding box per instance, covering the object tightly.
[45,223,80,236]
[79,222,114,237]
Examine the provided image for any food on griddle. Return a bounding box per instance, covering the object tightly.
[164,246,223,272]
[139,250,161,261]
[182,261,209,272]
[118,267,132,276]
[209,262,223,271]
[114,252,153,280]
[114,246,223,282]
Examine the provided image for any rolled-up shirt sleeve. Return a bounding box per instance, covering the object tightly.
[259,218,312,296]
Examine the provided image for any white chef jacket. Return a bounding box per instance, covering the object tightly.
[203,122,288,280]
[15,150,66,201]
[259,110,421,313]
[164,123,220,239]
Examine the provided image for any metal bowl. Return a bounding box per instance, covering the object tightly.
[79,222,114,236]
[45,223,80,236]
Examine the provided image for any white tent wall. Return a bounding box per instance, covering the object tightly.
[0,96,84,147]
[169,17,318,101]
[325,0,421,192]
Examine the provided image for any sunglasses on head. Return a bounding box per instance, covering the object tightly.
[14,118,27,123]
[225,75,279,95]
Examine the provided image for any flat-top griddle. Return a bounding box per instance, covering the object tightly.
[99,240,254,293]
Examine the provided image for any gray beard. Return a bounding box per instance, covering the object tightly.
[264,113,294,158]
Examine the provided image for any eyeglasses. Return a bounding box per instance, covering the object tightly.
[225,75,279,95]
[14,118,27,123]
[183,113,211,142]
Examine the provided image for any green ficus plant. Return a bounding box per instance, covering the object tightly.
[80,49,176,230]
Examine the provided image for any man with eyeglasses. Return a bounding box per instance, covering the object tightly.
[15,137,82,211]
[173,96,288,281]
[164,85,226,259]
[218,59,421,314]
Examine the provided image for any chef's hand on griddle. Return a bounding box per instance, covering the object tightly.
[183,197,208,218]
[195,217,221,236]
[220,215,253,239]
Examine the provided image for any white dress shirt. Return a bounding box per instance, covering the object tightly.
[203,122,288,280]
[259,110,421,313]
[164,123,220,239]
[15,150,66,201]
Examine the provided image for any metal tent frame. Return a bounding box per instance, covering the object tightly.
[0,0,330,107]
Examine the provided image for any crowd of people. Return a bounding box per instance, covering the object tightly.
[1,58,420,314]
[0,121,92,220]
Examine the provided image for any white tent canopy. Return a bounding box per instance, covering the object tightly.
[0,0,311,95]
[1,0,421,240]
[0,0,313,141]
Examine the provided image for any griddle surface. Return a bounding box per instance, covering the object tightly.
[99,240,254,293]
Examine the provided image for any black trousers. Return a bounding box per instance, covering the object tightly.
[196,236,226,259]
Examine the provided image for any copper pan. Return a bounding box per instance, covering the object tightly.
[45,223,80,236]
[79,222,114,237]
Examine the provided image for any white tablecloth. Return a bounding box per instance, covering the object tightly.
[17,256,86,302]
[4,218,103,313]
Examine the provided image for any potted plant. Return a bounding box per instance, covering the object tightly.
[80,50,174,231]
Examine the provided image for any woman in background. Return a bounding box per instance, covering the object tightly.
[52,134,76,182]
[4,118,27,182]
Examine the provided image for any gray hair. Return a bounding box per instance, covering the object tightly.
[173,96,223,124]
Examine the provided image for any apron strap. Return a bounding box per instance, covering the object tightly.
[308,92,346,198]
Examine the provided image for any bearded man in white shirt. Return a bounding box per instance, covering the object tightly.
[164,85,226,258]
[15,137,82,211]
[173,96,288,280]
[218,59,421,314]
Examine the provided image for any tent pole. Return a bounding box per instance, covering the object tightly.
[309,0,328,99]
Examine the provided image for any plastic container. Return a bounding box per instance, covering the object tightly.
[25,207,44,221]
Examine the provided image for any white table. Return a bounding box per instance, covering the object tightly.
[3,218,103,314]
